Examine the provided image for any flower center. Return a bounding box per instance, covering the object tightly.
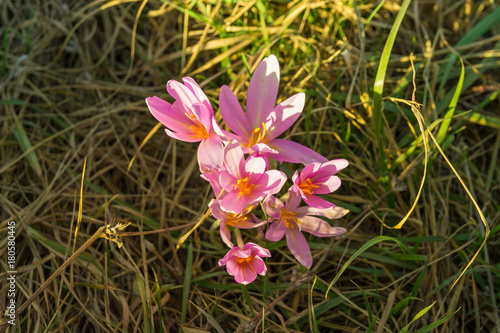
[281,210,300,230]
[298,178,319,195]
[237,256,253,264]
[186,113,210,140]
[225,214,248,227]
[236,177,256,197]
[245,122,270,147]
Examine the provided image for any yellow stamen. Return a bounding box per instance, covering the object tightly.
[281,210,301,230]
[235,177,255,197]
[245,122,270,147]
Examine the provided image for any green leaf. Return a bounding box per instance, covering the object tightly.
[436,58,464,145]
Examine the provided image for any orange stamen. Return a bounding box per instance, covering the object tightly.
[298,178,319,195]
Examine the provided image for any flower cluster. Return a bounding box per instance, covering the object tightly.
[146,55,348,285]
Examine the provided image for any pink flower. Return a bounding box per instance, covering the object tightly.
[264,192,347,268]
[146,77,224,168]
[210,201,265,247]
[200,163,225,198]
[218,141,287,214]
[291,159,349,209]
[219,55,327,164]
[218,243,271,285]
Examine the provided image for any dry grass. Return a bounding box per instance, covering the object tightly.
[1,0,499,332]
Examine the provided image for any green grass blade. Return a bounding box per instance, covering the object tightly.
[181,240,194,330]
[372,0,411,176]
[12,117,43,178]
[436,58,464,145]
[413,308,460,333]
[437,6,500,97]
[325,236,408,298]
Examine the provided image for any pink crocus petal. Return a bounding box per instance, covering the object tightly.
[165,129,200,143]
[197,134,224,169]
[297,206,349,220]
[286,224,313,268]
[265,220,286,241]
[270,139,328,164]
[147,97,196,134]
[244,156,267,176]
[314,176,342,194]
[251,143,279,156]
[218,247,239,266]
[303,194,335,209]
[220,173,238,193]
[223,141,246,178]
[220,224,233,247]
[246,242,271,258]
[247,55,280,129]
[220,85,251,138]
[219,191,248,214]
[249,256,267,276]
[182,77,213,114]
[191,103,213,131]
[234,263,258,285]
[299,216,347,237]
[286,191,302,210]
[266,93,305,141]
[256,170,287,194]
[166,80,199,114]
[262,195,284,219]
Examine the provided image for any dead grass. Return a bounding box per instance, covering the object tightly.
[1,0,499,332]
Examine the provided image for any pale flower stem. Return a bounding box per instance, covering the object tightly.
[234,228,245,248]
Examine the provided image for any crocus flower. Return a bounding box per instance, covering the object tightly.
[146,77,224,168]
[291,159,349,209]
[218,141,286,214]
[218,242,271,285]
[219,55,327,164]
[264,192,348,268]
[210,201,264,247]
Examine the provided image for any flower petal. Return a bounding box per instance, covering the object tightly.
[182,77,213,115]
[147,96,194,134]
[223,141,245,178]
[303,194,335,209]
[247,55,280,129]
[245,243,272,258]
[165,129,200,142]
[249,256,267,276]
[267,92,305,140]
[269,139,328,164]
[220,85,251,138]
[286,225,313,268]
[244,156,267,178]
[263,195,284,218]
[198,135,224,168]
[314,175,341,194]
[256,170,286,195]
[266,220,286,241]
[219,223,234,248]
[235,263,258,285]
[296,205,349,219]
[299,216,347,237]
[166,80,199,114]
[219,191,247,214]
